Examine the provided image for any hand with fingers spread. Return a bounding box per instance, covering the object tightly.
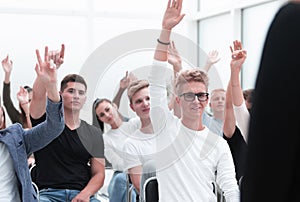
[48,44,65,69]
[204,50,221,72]
[162,0,185,30]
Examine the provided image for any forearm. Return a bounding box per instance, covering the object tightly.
[129,173,141,194]
[154,29,171,62]
[81,172,105,196]
[4,72,11,84]
[223,81,236,138]
[3,82,21,123]
[46,82,60,103]
[81,158,105,196]
[230,69,244,107]
[112,87,126,108]
[30,78,47,118]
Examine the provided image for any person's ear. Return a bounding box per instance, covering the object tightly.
[176,96,180,104]
[130,103,135,112]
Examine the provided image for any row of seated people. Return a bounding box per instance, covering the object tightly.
[0,34,251,202]
[92,40,251,202]
[0,0,259,201]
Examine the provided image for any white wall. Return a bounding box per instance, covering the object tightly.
[0,0,196,125]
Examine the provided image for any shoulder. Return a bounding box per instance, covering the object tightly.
[80,120,103,134]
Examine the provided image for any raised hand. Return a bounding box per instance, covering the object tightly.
[207,50,220,65]
[49,44,65,69]
[35,46,57,86]
[17,86,30,114]
[203,50,221,72]
[1,55,13,74]
[230,40,247,72]
[168,41,182,73]
[17,86,29,105]
[120,71,130,90]
[162,0,185,30]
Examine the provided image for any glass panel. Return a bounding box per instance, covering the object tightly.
[242,1,283,89]
[198,13,232,91]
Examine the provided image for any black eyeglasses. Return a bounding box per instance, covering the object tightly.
[179,92,209,102]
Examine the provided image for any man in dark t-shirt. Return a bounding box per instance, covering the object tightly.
[30,45,105,202]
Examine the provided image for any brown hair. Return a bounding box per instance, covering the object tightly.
[60,74,87,92]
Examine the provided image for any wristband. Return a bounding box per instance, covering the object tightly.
[157,38,170,45]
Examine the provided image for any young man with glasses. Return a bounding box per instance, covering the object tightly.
[148,0,240,201]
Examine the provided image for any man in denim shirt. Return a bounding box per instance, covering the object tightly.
[0,45,64,202]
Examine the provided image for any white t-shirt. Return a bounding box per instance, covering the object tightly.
[148,59,240,202]
[103,117,141,171]
[0,142,21,202]
[123,130,157,171]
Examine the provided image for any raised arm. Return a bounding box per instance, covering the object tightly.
[230,40,250,141]
[230,40,247,107]
[30,44,64,119]
[25,46,63,153]
[223,80,236,138]
[154,0,185,62]
[112,71,137,108]
[2,55,21,123]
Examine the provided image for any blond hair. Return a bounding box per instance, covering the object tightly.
[175,69,209,95]
[127,79,149,103]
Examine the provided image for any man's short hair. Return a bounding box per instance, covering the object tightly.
[127,79,149,103]
[175,69,209,95]
[60,74,87,92]
[210,88,226,97]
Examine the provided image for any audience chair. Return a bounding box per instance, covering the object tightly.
[143,176,158,202]
[29,163,39,198]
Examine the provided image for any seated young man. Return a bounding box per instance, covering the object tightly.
[30,46,105,202]
[123,79,157,202]
[148,0,240,201]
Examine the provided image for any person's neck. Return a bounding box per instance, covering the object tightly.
[140,117,153,134]
[64,109,81,130]
[181,116,205,131]
[111,117,123,129]
[213,111,224,121]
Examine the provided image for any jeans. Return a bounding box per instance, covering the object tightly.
[108,171,136,202]
[39,188,100,202]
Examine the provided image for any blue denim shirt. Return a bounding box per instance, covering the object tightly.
[0,97,64,202]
